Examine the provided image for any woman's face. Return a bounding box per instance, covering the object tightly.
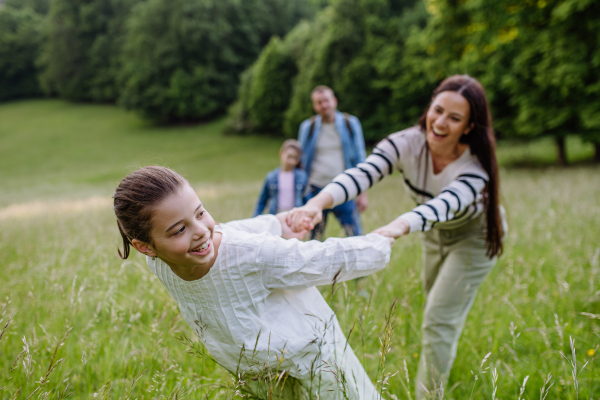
[143,183,216,272]
[425,91,473,157]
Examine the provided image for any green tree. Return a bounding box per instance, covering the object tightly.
[229,0,432,141]
[5,0,50,14]
[227,19,317,135]
[118,0,314,122]
[0,6,44,101]
[38,0,140,102]
[417,0,600,163]
[243,37,297,133]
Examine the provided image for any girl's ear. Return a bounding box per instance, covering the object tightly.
[131,239,156,258]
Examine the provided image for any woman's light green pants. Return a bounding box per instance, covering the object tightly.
[416,215,498,399]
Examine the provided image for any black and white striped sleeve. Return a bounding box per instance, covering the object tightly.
[399,172,488,233]
[321,136,402,206]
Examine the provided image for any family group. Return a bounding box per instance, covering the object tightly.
[113,75,506,399]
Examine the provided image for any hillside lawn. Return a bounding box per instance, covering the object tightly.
[1,99,599,398]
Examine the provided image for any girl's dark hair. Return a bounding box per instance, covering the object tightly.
[419,75,503,257]
[113,166,187,259]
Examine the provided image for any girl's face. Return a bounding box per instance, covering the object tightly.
[137,183,217,274]
[425,91,473,156]
[280,147,300,171]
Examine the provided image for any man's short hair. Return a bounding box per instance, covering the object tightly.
[311,85,335,97]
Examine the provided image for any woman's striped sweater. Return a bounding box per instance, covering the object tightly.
[321,126,489,233]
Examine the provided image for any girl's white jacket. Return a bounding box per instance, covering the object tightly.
[146,215,391,378]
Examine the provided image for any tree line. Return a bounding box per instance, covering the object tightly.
[228,0,600,162]
[1,0,598,161]
[0,0,316,120]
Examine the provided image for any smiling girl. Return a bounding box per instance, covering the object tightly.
[288,75,507,398]
[113,166,392,399]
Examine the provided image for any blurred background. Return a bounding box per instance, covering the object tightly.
[1,0,599,398]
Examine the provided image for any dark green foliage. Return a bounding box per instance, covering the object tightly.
[231,0,600,160]
[229,37,297,134]
[5,0,50,14]
[229,0,432,142]
[38,0,139,102]
[416,0,600,161]
[0,6,44,101]
[118,0,314,122]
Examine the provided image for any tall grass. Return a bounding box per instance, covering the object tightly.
[1,100,599,398]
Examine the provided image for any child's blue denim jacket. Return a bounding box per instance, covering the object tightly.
[253,167,308,216]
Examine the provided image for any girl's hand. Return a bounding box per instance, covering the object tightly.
[286,205,323,232]
[276,212,308,240]
[372,217,411,239]
[286,192,334,232]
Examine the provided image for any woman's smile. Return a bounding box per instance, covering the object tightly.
[425,91,472,158]
[431,126,449,138]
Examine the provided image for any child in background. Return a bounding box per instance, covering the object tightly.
[113,166,393,399]
[253,139,308,216]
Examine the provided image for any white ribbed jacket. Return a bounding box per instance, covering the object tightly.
[146,215,391,378]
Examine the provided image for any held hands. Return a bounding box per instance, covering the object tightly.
[286,192,333,232]
[286,204,323,232]
[372,217,410,239]
[276,212,308,240]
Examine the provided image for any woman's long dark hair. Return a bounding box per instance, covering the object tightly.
[419,75,503,257]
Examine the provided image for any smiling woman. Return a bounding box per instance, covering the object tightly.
[288,75,506,399]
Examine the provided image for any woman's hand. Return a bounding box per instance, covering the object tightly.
[286,192,334,232]
[372,217,411,239]
[276,212,308,240]
[286,204,323,232]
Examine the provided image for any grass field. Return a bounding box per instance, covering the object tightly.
[1,99,599,399]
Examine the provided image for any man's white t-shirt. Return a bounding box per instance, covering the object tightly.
[308,122,345,188]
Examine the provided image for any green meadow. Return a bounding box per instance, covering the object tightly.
[1,100,599,399]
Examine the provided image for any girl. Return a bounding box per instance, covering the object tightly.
[288,75,507,398]
[113,166,393,399]
[253,139,308,217]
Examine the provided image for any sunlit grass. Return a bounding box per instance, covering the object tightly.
[1,100,599,398]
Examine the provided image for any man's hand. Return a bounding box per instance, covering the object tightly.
[356,193,368,213]
[276,212,308,239]
[372,217,410,239]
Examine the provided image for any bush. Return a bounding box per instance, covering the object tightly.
[0,6,44,102]
[118,0,314,122]
[227,37,297,134]
[227,0,433,142]
[38,0,139,102]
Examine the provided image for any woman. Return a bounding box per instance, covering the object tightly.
[287,75,506,398]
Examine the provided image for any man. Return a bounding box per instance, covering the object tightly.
[298,85,368,239]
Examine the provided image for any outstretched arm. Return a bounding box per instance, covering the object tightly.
[258,232,393,291]
[373,170,489,238]
[222,213,307,240]
[287,134,402,232]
